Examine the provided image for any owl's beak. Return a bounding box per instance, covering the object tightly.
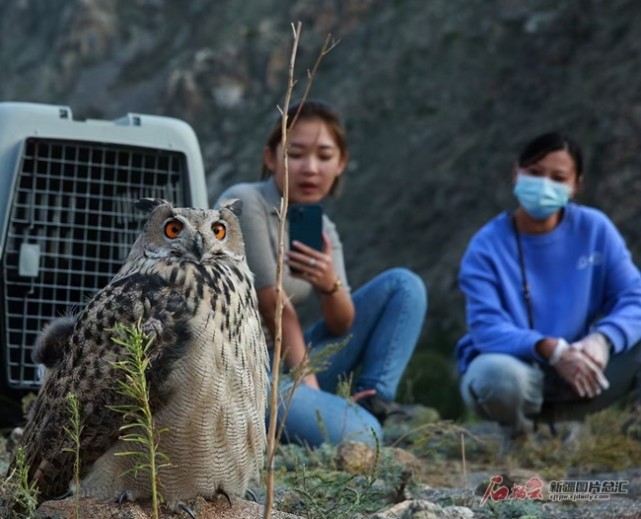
[189,234,204,260]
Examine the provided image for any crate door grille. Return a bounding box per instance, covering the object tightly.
[2,137,189,389]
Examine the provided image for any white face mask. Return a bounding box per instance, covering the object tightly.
[513,173,572,220]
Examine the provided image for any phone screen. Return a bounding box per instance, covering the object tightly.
[288,204,323,252]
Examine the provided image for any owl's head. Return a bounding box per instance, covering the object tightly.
[132,198,246,264]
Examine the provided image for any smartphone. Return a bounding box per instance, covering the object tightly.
[288,203,323,253]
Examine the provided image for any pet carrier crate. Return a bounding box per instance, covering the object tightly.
[0,102,208,422]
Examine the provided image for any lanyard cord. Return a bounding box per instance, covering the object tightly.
[511,213,534,329]
[511,213,559,437]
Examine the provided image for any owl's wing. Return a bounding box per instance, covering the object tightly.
[240,301,270,464]
[13,271,192,502]
[223,272,270,468]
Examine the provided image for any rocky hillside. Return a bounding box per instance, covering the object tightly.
[2,0,641,418]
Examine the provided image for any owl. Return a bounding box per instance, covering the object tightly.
[5,198,268,513]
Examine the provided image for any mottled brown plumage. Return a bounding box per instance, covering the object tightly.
[7,198,268,510]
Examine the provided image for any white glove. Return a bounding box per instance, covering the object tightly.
[571,332,610,370]
[551,338,609,398]
[548,338,570,366]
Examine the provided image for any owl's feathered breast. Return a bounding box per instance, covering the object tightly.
[124,257,269,498]
[157,257,267,396]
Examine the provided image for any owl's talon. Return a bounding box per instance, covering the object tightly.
[54,490,73,500]
[177,502,197,518]
[218,488,232,507]
[245,488,257,502]
[116,490,132,505]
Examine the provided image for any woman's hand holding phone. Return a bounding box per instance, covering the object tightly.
[287,233,338,293]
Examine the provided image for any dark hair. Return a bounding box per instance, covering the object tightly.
[518,132,583,178]
[261,99,348,196]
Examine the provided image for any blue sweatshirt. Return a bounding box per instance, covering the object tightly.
[456,203,641,375]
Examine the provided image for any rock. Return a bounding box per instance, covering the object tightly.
[336,441,377,475]
[35,496,304,519]
[373,499,474,519]
[387,447,423,479]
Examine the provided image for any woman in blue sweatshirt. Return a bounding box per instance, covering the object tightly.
[456,132,641,440]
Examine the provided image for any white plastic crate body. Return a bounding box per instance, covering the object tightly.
[0,102,208,389]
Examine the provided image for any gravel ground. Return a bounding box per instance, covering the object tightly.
[3,411,641,519]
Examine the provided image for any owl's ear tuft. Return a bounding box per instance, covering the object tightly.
[220,199,242,217]
[135,198,172,213]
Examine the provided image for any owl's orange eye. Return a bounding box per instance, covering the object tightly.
[164,219,184,239]
[212,222,226,240]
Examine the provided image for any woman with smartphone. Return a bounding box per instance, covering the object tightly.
[216,100,427,447]
[456,132,641,450]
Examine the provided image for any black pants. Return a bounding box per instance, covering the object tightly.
[536,341,641,423]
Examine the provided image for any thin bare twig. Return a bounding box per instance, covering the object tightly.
[289,33,339,130]
[390,420,487,449]
[264,22,338,519]
[275,351,309,444]
[264,20,302,519]
[271,31,339,447]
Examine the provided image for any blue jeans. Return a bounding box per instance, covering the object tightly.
[272,268,428,447]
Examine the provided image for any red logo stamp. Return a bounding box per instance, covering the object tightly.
[480,475,544,506]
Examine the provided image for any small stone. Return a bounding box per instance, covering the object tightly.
[336,441,377,475]
[387,447,423,478]
[372,499,474,519]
